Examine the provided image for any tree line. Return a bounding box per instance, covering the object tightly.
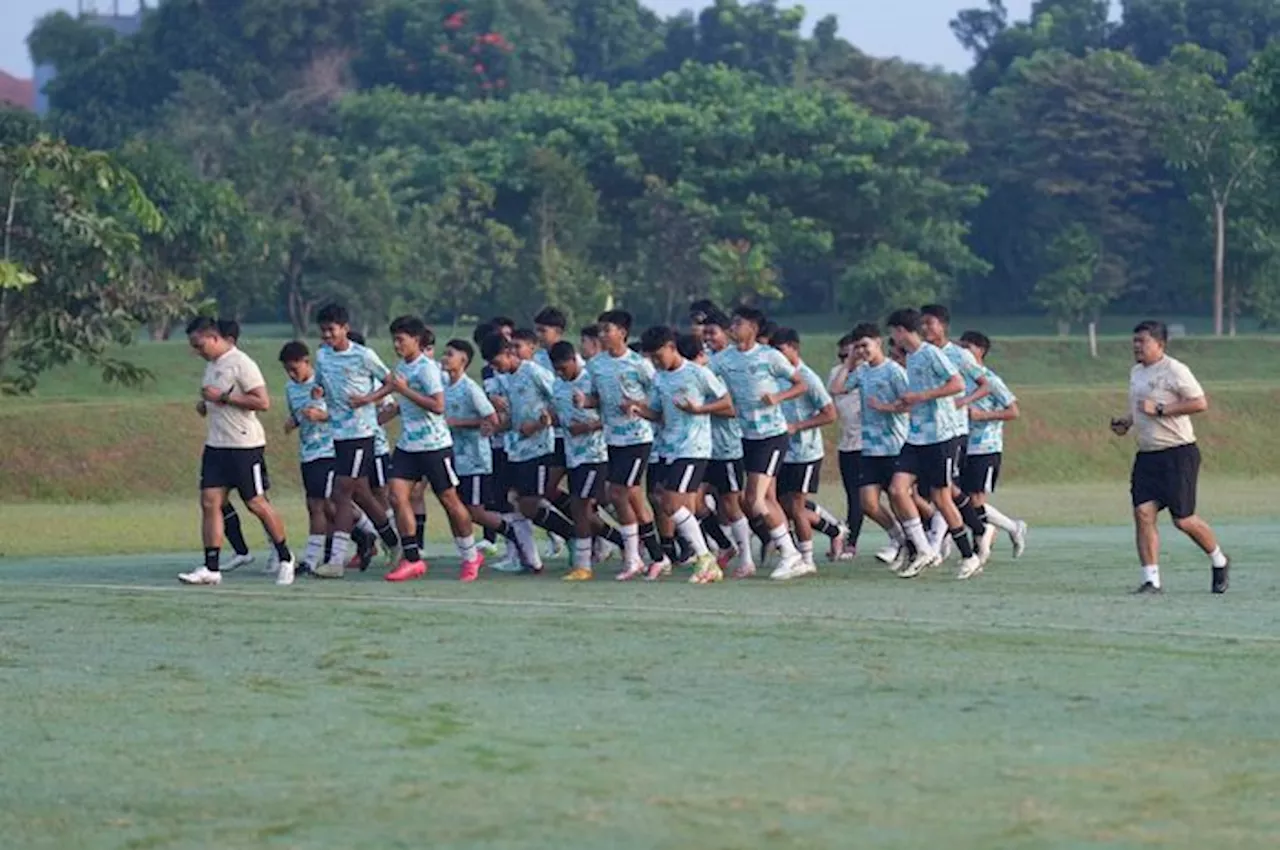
[8,0,1280,392]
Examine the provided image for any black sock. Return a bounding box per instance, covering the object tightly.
[749,515,771,546]
[484,524,497,544]
[976,505,988,530]
[700,515,732,550]
[599,523,624,548]
[403,540,421,562]
[956,495,986,539]
[551,491,573,517]
[323,534,334,563]
[812,516,841,539]
[949,527,975,559]
[273,539,292,564]
[222,505,249,557]
[374,521,400,549]
[534,506,577,541]
[638,521,665,563]
[414,513,427,548]
[661,535,679,563]
[204,547,220,572]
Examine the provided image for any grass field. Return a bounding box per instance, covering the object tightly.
[2,516,1279,849]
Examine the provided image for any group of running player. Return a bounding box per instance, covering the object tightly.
[178,299,1030,587]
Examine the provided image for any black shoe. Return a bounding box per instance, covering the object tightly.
[1212,560,1230,594]
[1133,581,1163,594]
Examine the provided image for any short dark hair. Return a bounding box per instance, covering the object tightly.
[512,327,538,345]
[580,324,601,341]
[837,333,855,348]
[676,332,702,360]
[316,303,349,326]
[278,340,310,363]
[703,309,730,329]
[851,322,881,342]
[732,306,766,328]
[217,318,240,341]
[490,315,516,331]
[389,315,428,341]
[480,332,513,363]
[627,341,641,353]
[771,326,800,348]
[445,338,474,365]
[348,330,366,346]
[472,321,494,346]
[921,304,951,326]
[421,326,436,348]
[959,330,991,356]
[639,325,676,353]
[549,340,578,364]
[689,299,719,323]
[598,310,633,332]
[185,316,220,336]
[887,308,922,333]
[533,307,567,330]
[1133,320,1168,343]
[759,320,778,342]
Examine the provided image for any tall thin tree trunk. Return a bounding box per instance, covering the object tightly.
[1213,201,1226,337]
[1228,281,1239,337]
[1088,319,1098,359]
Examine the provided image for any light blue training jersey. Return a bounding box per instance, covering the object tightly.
[284,376,335,463]
[445,373,495,475]
[648,361,727,461]
[315,342,390,441]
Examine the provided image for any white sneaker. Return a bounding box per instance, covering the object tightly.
[591,538,617,566]
[889,547,909,572]
[769,551,805,580]
[178,566,222,586]
[1011,521,1028,559]
[938,533,954,562]
[898,551,939,579]
[476,538,500,556]
[263,553,279,576]
[224,553,254,572]
[876,543,901,564]
[978,525,998,566]
[956,555,983,580]
[489,551,524,573]
[543,535,565,559]
[791,560,818,579]
[275,558,296,587]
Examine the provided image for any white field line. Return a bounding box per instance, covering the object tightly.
[3,580,1278,645]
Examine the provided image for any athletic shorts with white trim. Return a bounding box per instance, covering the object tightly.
[368,453,390,490]
[742,434,789,477]
[778,459,822,495]
[569,462,608,503]
[606,443,651,487]
[390,447,461,495]
[301,457,336,500]
[858,455,897,491]
[705,457,746,494]
[511,454,554,499]
[895,441,953,493]
[664,458,708,494]
[458,474,493,508]
[200,446,270,501]
[334,437,376,480]
[960,452,1001,495]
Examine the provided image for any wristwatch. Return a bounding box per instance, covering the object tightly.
[220,389,232,404]
[1155,402,1165,417]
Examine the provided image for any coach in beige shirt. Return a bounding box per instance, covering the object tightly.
[1111,320,1229,594]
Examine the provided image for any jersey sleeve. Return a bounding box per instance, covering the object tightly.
[237,356,267,393]
[637,356,656,388]
[990,375,1016,408]
[766,348,797,381]
[930,347,959,381]
[702,367,727,400]
[419,362,445,395]
[531,363,556,401]
[805,368,833,407]
[364,347,391,382]
[956,348,986,384]
[889,363,909,396]
[470,381,495,417]
[1171,361,1205,400]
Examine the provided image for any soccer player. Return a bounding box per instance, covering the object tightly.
[279,341,336,576]
[771,328,837,579]
[345,329,394,570]
[201,319,256,571]
[844,323,910,563]
[357,316,480,582]
[957,331,1028,565]
[312,304,401,578]
[634,325,733,583]
[533,308,580,556]
[577,310,668,579]
[471,321,506,559]
[180,317,295,586]
[441,337,533,568]
[826,333,863,560]
[701,311,754,574]
[580,324,603,360]
[1111,320,1230,594]
[885,308,981,580]
[710,306,808,578]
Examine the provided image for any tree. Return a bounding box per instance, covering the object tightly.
[1032,224,1115,346]
[1153,46,1267,335]
[0,138,165,393]
[701,239,783,308]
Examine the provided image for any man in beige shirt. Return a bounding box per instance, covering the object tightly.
[179,316,295,587]
[1111,320,1229,594]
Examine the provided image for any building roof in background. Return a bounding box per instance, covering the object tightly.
[0,70,34,110]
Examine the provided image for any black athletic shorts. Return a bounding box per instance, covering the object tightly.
[647,458,666,496]
[367,453,390,490]
[458,473,493,508]
[300,457,336,500]
[201,446,270,501]
[607,443,651,487]
[569,462,608,503]
[952,438,968,484]
[858,455,897,490]
[334,437,376,480]
[779,459,822,495]
[896,441,954,493]
[961,452,1002,495]
[705,457,746,494]
[742,434,790,477]
[550,437,567,469]
[665,458,708,494]
[1131,443,1200,519]
[390,447,460,495]
[511,454,554,498]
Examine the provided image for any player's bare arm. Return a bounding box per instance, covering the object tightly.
[970,400,1019,422]
[761,375,808,407]
[787,401,837,436]
[676,394,732,417]
[900,374,963,407]
[1138,396,1207,417]
[202,384,269,412]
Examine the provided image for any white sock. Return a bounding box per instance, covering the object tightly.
[730,517,755,566]
[927,510,947,545]
[330,531,352,565]
[355,511,377,536]
[454,534,477,563]
[621,523,641,566]
[385,507,396,527]
[798,538,815,565]
[984,504,1019,534]
[1209,547,1228,568]
[903,518,931,555]
[769,524,799,557]
[1143,564,1161,588]
[813,502,840,527]
[302,534,324,568]
[572,537,592,569]
[889,522,905,544]
[672,507,710,557]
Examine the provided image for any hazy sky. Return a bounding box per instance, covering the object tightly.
[2,0,1035,79]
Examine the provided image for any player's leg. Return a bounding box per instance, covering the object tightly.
[1164,445,1229,592]
[182,448,230,585]
[927,449,978,579]
[805,497,848,561]
[664,460,714,582]
[427,450,483,581]
[776,464,818,580]
[298,459,334,575]
[386,472,427,581]
[888,450,935,577]
[838,450,864,556]
[235,451,294,585]
[410,479,428,549]
[220,501,254,570]
[606,446,648,578]
[742,436,801,576]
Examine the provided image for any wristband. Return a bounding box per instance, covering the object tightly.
[220,389,232,405]
[1156,403,1165,417]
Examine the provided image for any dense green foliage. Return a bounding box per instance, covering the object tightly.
[10,0,1280,388]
